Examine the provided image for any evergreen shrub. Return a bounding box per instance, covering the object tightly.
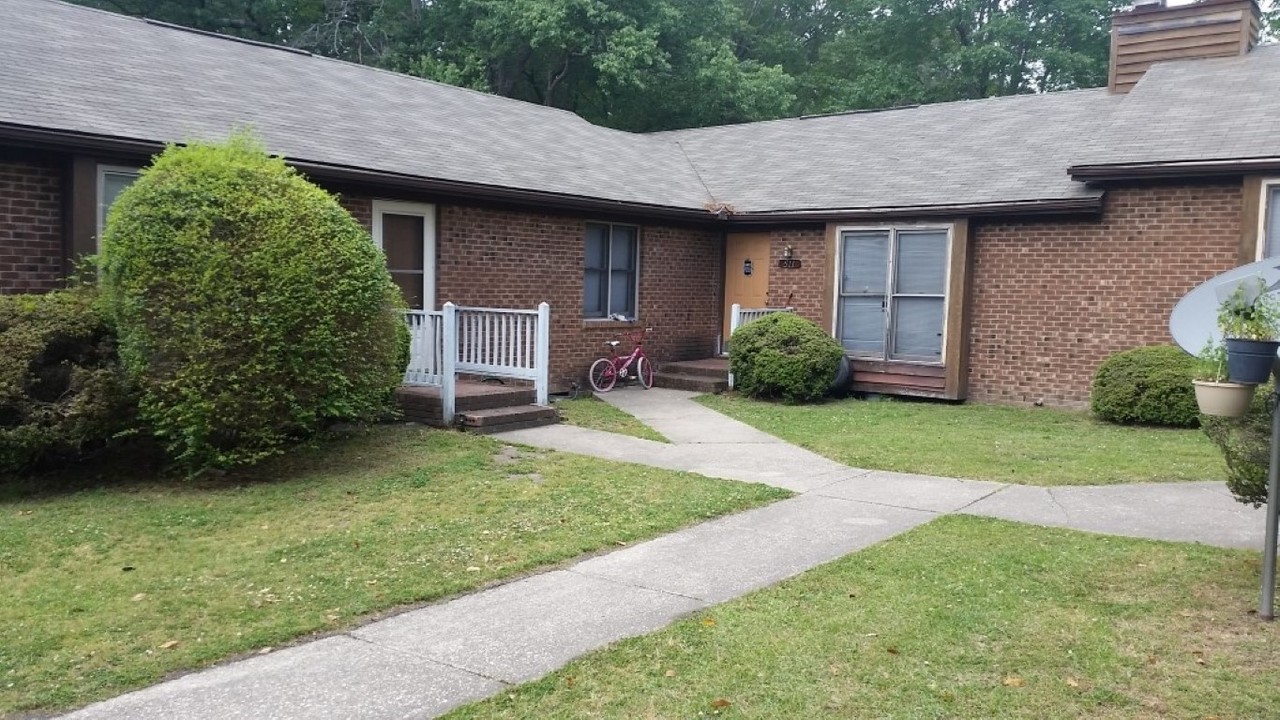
[729,312,844,403]
[101,133,404,469]
[1090,345,1198,427]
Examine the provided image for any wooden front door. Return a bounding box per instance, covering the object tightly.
[723,233,771,343]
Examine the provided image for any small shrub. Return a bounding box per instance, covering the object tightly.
[0,287,137,474]
[1090,345,1198,427]
[1201,384,1271,507]
[730,312,844,403]
[100,133,404,470]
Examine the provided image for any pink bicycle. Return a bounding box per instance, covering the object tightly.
[588,328,654,392]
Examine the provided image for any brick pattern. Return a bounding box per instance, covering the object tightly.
[434,205,723,392]
[766,228,828,324]
[336,194,372,231]
[968,182,1243,408]
[0,158,63,294]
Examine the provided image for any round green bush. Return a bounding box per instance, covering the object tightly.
[729,312,845,403]
[1201,383,1271,507]
[0,286,137,474]
[1090,345,1198,427]
[100,133,404,469]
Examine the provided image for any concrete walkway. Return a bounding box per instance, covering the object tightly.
[63,389,1268,720]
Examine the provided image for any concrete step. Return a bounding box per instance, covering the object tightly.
[660,358,729,379]
[652,372,728,394]
[458,404,560,434]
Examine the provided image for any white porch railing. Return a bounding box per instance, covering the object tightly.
[727,303,794,389]
[402,302,550,424]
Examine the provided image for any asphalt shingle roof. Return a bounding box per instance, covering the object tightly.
[659,90,1122,213]
[1073,44,1280,168]
[0,0,713,210]
[2,0,1277,215]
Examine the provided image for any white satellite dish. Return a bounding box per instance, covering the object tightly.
[1169,258,1280,353]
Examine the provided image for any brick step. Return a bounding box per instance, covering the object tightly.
[660,358,729,379]
[652,372,728,394]
[458,404,560,434]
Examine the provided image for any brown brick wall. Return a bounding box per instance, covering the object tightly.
[766,228,828,324]
[0,157,63,294]
[968,181,1243,408]
[435,205,723,391]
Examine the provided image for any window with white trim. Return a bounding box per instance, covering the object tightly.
[837,226,950,362]
[584,222,638,318]
[96,165,141,243]
[1263,182,1280,258]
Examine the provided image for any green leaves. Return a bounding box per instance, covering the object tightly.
[99,132,404,471]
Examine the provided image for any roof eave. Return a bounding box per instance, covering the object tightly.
[0,122,716,224]
[723,196,1104,225]
[1069,157,1280,182]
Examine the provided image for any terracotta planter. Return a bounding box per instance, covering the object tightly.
[1224,338,1280,384]
[1193,380,1256,417]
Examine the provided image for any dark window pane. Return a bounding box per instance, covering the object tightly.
[584,269,605,317]
[895,230,948,295]
[890,297,944,360]
[610,226,637,271]
[610,268,634,317]
[841,231,888,294]
[392,271,425,310]
[839,297,885,355]
[383,214,425,271]
[585,224,609,270]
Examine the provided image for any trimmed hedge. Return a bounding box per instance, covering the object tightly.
[1201,384,1271,507]
[1090,345,1198,428]
[0,287,137,474]
[100,133,405,470]
[729,312,845,403]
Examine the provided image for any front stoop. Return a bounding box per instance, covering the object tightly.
[458,405,560,434]
[395,382,559,430]
[653,358,729,394]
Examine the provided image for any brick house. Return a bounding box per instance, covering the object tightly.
[2,0,1277,408]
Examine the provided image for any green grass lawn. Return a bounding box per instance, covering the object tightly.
[555,394,667,442]
[698,395,1224,485]
[0,426,787,716]
[448,515,1279,720]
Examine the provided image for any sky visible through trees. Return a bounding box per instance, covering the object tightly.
[74,0,1280,131]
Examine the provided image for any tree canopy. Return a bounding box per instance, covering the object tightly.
[74,0,1278,131]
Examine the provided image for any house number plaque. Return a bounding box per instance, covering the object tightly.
[778,258,802,269]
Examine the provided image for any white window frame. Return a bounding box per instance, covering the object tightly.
[372,199,436,310]
[1256,178,1280,260]
[95,164,141,247]
[832,222,954,364]
[583,221,641,320]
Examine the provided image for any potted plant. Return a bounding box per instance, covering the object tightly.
[1217,276,1280,384]
[1192,340,1255,417]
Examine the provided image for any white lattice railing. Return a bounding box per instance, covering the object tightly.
[727,303,794,389]
[402,302,550,424]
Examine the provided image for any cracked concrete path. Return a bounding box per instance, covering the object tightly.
[61,388,1269,719]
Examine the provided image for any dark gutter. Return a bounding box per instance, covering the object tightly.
[724,196,1104,225]
[1069,157,1280,182]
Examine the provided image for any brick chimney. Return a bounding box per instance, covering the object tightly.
[1109,0,1262,93]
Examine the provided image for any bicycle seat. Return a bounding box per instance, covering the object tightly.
[605,340,621,347]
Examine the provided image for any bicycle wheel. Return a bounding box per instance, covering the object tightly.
[588,358,617,392]
[637,356,654,389]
